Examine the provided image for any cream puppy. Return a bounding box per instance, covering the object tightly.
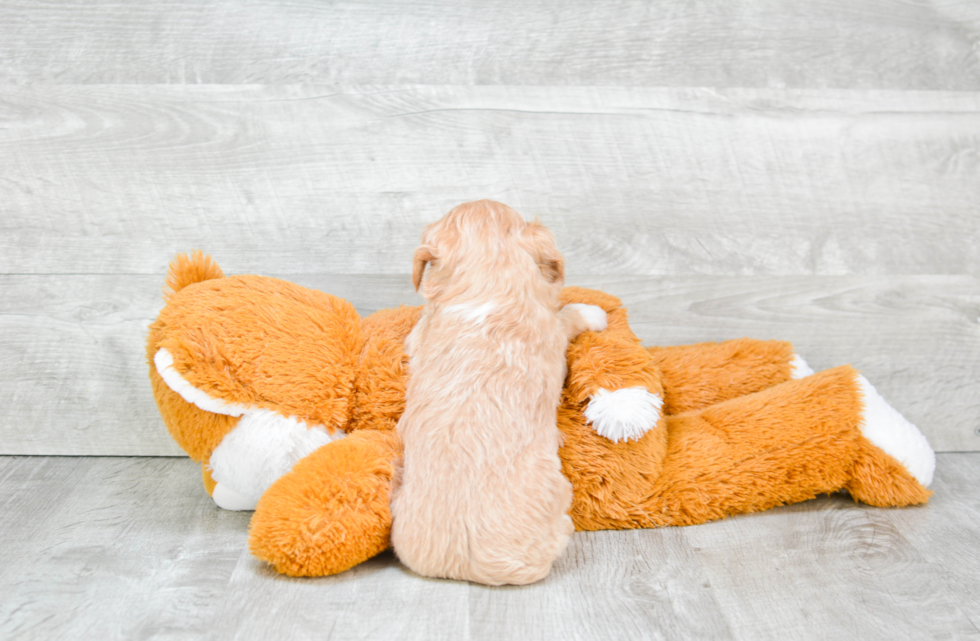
[390,200,607,586]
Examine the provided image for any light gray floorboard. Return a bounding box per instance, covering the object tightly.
[876,452,980,630]
[466,528,734,641]
[0,454,977,641]
[2,86,977,276]
[3,273,977,455]
[211,553,472,641]
[0,275,183,456]
[685,497,979,640]
[1,0,978,88]
[0,457,252,640]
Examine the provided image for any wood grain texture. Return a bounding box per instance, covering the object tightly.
[0,0,978,88]
[684,495,980,640]
[467,528,732,641]
[1,86,977,276]
[877,452,980,629]
[0,457,252,640]
[1,454,977,640]
[0,275,186,456]
[2,273,977,456]
[210,552,471,641]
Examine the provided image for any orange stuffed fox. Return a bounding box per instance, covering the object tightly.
[147,252,934,578]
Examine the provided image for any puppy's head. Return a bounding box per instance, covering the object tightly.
[413,200,564,300]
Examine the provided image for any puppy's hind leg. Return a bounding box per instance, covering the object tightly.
[559,303,608,341]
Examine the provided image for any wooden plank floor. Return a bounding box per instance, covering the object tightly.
[0,454,977,640]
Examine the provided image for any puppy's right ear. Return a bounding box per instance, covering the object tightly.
[522,222,565,285]
[412,246,435,291]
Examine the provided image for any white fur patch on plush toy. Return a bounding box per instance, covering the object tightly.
[856,375,935,487]
[209,409,343,511]
[790,354,815,379]
[154,348,249,417]
[584,387,663,443]
[211,482,255,512]
[564,303,609,332]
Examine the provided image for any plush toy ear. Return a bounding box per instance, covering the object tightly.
[412,246,435,291]
[522,222,565,284]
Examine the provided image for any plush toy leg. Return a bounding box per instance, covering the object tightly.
[583,387,664,444]
[248,430,403,577]
[618,366,932,528]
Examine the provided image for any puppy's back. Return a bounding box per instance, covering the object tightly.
[391,306,574,586]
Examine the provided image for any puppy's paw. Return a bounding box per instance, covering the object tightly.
[584,387,663,443]
[565,303,608,332]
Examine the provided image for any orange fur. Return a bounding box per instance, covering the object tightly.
[648,339,796,414]
[390,201,583,585]
[147,253,241,462]
[202,464,218,496]
[349,305,421,434]
[248,430,403,577]
[162,250,224,301]
[846,437,932,507]
[146,345,240,463]
[147,270,362,461]
[260,289,928,575]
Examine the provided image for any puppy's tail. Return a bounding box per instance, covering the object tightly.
[163,250,225,300]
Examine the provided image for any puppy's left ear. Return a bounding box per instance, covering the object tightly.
[522,222,564,284]
[412,246,435,291]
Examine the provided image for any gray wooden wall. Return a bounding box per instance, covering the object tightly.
[2,0,978,456]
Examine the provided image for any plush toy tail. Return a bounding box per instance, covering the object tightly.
[163,251,225,300]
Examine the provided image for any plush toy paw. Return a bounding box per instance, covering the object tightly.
[208,409,344,510]
[211,483,256,512]
[856,375,935,487]
[583,387,664,443]
[790,354,815,379]
[564,303,608,332]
